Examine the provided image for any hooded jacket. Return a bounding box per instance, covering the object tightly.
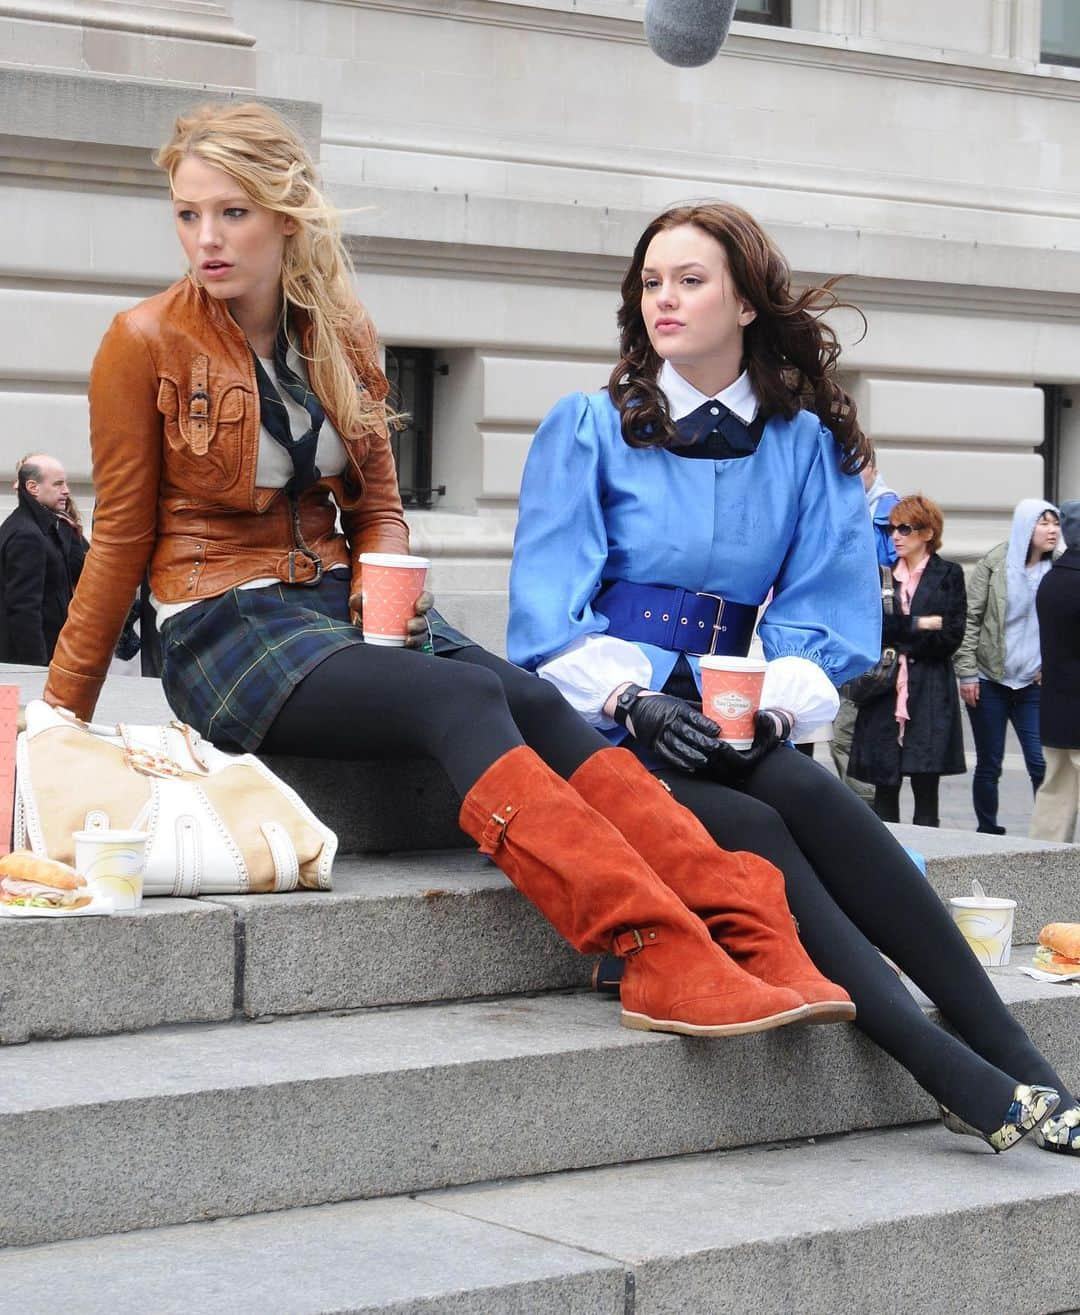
[44,278,409,720]
[954,498,1057,686]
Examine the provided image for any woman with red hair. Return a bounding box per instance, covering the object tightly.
[848,493,967,827]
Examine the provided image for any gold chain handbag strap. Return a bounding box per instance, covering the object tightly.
[119,723,193,780]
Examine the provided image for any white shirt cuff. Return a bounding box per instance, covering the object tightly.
[537,634,654,727]
[760,655,839,742]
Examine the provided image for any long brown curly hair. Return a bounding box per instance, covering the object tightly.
[607,203,870,473]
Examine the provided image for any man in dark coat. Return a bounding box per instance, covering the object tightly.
[1031,500,1080,842]
[0,453,77,665]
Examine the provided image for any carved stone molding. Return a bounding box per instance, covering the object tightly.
[0,65,321,173]
[0,1,254,45]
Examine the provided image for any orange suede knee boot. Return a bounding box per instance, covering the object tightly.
[569,748,855,1023]
[459,745,808,1036]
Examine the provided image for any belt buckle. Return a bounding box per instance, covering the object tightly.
[287,547,323,585]
[695,591,727,657]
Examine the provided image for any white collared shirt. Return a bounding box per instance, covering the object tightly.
[534,365,839,739]
[658,359,759,424]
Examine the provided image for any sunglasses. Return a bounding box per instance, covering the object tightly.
[890,523,924,537]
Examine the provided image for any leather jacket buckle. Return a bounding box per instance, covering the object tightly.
[287,547,323,585]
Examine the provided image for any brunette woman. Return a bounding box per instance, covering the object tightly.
[43,102,862,1046]
[509,201,1078,1155]
[848,495,967,827]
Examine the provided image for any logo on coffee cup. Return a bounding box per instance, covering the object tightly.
[711,690,753,720]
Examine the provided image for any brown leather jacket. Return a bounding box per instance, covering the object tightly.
[45,279,409,719]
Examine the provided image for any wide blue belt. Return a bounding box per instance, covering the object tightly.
[594,580,757,658]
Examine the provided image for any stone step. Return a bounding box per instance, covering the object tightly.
[3,965,1079,1248]
[218,850,589,1019]
[426,1122,1080,1315]
[3,1122,1079,1315]
[0,895,235,1044]
[4,834,1077,1044]
[14,667,1080,892]
[0,851,589,1044]
[896,821,1080,943]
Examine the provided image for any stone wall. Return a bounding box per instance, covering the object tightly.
[3,0,1080,651]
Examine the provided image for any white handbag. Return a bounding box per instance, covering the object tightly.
[14,701,336,896]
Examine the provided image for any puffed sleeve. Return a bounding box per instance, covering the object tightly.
[510,394,609,665]
[509,393,650,719]
[757,421,880,688]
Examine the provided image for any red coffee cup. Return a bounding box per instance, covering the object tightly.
[698,656,767,749]
[358,553,430,647]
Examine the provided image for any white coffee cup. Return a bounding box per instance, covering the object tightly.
[357,552,430,647]
[698,655,767,750]
[948,895,1017,967]
[73,829,148,911]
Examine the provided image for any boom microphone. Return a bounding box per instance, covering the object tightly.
[643,0,737,67]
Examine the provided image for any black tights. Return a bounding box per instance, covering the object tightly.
[658,749,1072,1135]
[873,774,940,827]
[260,642,602,791]
[262,646,1069,1135]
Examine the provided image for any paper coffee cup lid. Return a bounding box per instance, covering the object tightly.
[948,895,1017,910]
[358,552,430,569]
[698,655,767,672]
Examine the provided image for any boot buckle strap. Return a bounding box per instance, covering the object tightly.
[478,805,515,855]
[613,927,660,956]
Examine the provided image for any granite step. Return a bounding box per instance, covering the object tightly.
[3,965,1079,1248]
[11,668,1080,891]
[4,833,1076,1045]
[0,851,587,1044]
[2,1122,1079,1315]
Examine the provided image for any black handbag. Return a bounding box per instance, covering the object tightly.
[842,566,900,707]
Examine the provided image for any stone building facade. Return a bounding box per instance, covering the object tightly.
[4,0,1080,651]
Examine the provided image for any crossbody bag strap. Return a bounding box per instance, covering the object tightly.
[880,564,896,617]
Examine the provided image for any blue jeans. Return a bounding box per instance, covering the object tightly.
[965,679,1044,831]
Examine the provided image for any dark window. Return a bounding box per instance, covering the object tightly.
[1042,0,1080,65]
[383,346,443,509]
[735,0,790,25]
[1039,384,1064,505]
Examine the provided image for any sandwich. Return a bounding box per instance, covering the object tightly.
[1035,923,1080,975]
[0,850,92,910]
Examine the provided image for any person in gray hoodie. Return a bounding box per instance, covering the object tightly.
[954,498,1060,833]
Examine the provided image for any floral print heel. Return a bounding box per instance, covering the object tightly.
[939,1083,1060,1153]
[1034,1104,1080,1155]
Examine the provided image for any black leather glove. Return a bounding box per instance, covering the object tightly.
[612,684,720,772]
[703,708,795,785]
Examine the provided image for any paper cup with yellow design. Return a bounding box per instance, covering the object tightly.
[358,552,430,647]
[73,829,148,911]
[948,895,1017,967]
[698,655,767,750]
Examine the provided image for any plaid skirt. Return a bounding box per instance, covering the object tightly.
[159,573,472,751]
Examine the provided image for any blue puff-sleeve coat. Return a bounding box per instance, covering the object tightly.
[508,390,880,701]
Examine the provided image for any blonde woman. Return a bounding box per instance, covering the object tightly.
[44,101,856,1044]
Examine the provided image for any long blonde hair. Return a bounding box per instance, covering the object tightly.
[154,101,384,438]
